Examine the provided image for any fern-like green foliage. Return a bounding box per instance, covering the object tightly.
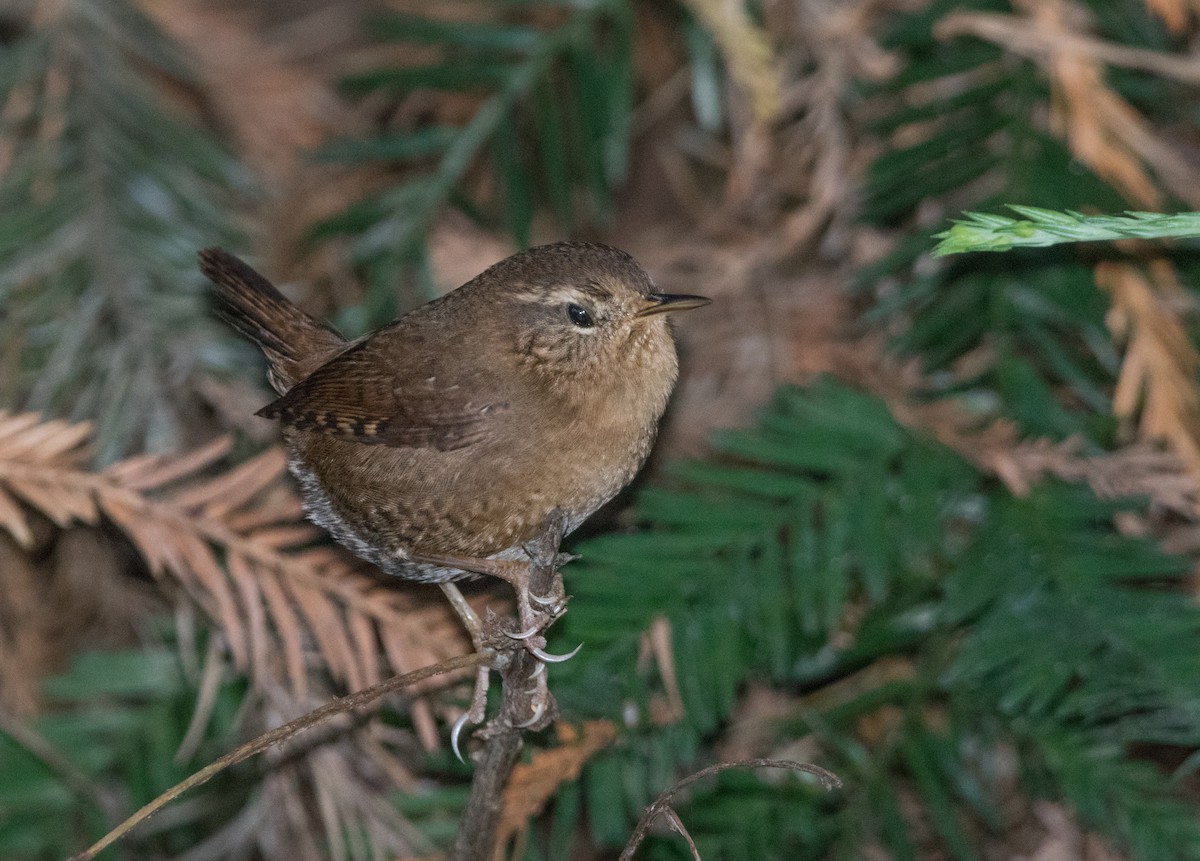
[316,0,633,330]
[540,380,1200,861]
[859,0,1196,444]
[0,0,244,462]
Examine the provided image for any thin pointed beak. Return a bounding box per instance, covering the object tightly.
[636,293,712,318]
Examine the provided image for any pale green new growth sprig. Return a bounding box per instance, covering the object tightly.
[933,206,1200,256]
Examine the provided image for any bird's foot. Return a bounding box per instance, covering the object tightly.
[502,619,581,662]
[450,663,491,762]
[473,648,557,737]
[513,662,550,729]
[438,583,496,761]
[529,639,583,663]
[425,547,577,755]
[418,550,572,648]
[497,562,579,665]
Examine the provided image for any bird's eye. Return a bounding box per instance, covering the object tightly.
[567,303,595,328]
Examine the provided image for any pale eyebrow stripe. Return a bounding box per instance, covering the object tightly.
[512,281,613,304]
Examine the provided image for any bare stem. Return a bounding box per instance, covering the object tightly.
[619,758,842,861]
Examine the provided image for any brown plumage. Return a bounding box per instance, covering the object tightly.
[199,243,708,587]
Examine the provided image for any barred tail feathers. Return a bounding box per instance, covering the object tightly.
[199,248,344,391]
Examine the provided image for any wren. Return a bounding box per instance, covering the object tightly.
[200,243,707,726]
[200,242,707,573]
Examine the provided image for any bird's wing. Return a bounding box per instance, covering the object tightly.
[256,331,508,452]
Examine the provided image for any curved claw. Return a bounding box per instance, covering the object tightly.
[530,642,583,663]
[450,712,472,763]
[529,590,563,609]
[530,594,566,613]
[515,696,549,728]
[505,625,542,640]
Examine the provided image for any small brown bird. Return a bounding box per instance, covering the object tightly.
[199,243,707,700]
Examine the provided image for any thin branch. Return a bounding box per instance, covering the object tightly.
[664,808,702,861]
[935,11,1200,84]
[67,651,487,861]
[618,758,842,861]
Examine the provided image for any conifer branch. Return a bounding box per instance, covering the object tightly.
[320,0,633,316]
[0,412,468,706]
[934,207,1200,256]
[0,0,245,461]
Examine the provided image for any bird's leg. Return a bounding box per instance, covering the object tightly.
[438,582,491,759]
[425,517,575,753]
[520,547,575,617]
[438,580,484,645]
[414,552,578,664]
[417,547,577,743]
[417,554,562,636]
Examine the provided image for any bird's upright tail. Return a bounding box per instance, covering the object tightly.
[199,248,345,393]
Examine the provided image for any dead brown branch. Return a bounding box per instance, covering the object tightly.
[936,10,1200,84]
[938,1,1200,209]
[1096,260,1200,473]
[0,412,468,732]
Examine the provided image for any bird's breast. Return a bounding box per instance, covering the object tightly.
[282,358,669,566]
